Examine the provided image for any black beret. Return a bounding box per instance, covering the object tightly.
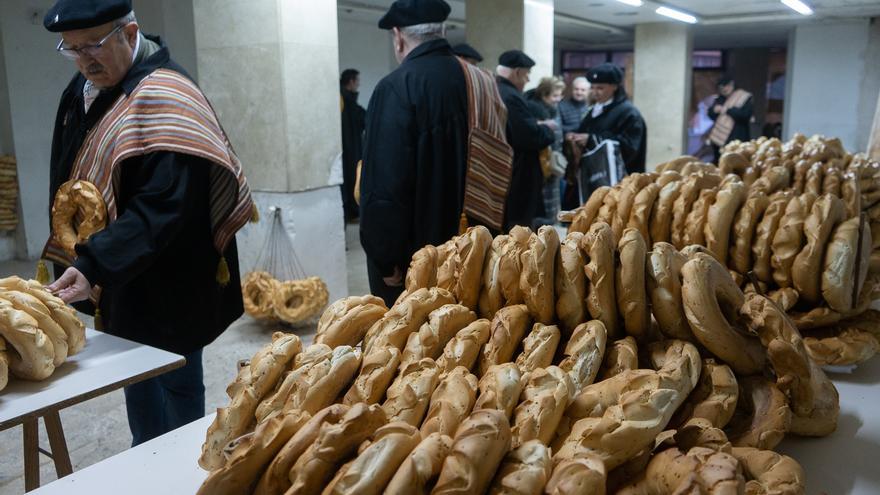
[378,0,451,30]
[44,0,132,32]
[587,63,623,85]
[452,43,483,62]
[717,75,734,87]
[498,50,535,69]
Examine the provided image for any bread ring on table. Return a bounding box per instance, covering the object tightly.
[683,188,717,247]
[771,193,815,288]
[821,216,861,312]
[420,366,478,438]
[841,171,861,218]
[199,332,301,470]
[499,226,532,306]
[789,305,843,330]
[315,295,387,348]
[742,166,761,187]
[363,287,455,353]
[822,166,842,196]
[656,155,697,173]
[649,180,682,245]
[646,242,693,342]
[254,343,332,423]
[681,253,766,375]
[405,245,439,294]
[478,304,532,376]
[598,336,638,381]
[286,403,388,495]
[791,194,846,304]
[383,357,441,427]
[0,276,85,356]
[436,238,458,293]
[288,345,360,416]
[385,432,452,495]
[343,346,401,405]
[544,454,606,495]
[433,408,512,495]
[400,304,476,372]
[803,327,879,366]
[836,309,880,340]
[740,293,814,416]
[0,337,7,392]
[731,447,805,495]
[1,290,68,367]
[804,163,824,196]
[479,235,508,319]
[520,226,559,325]
[719,151,750,175]
[791,159,811,194]
[452,226,493,310]
[570,186,610,234]
[435,319,491,375]
[656,170,682,188]
[511,366,574,448]
[705,178,746,266]
[474,363,524,419]
[751,166,791,196]
[615,446,744,495]
[488,440,551,495]
[729,191,769,275]
[670,359,738,430]
[613,173,655,242]
[671,173,722,249]
[559,321,607,395]
[0,298,55,381]
[627,182,661,246]
[752,192,794,283]
[581,222,619,338]
[725,376,790,450]
[51,179,107,258]
[856,219,872,300]
[555,232,587,337]
[595,185,620,227]
[789,358,839,437]
[272,277,328,323]
[514,323,561,373]
[241,271,279,320]
[616,229,650,340]
[681,161,715,176]
[323,421,422,495]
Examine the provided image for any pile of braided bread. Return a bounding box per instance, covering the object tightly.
[242,271,329,325]
[565,134,880,368]
[197,216,840,494]
[0,276,86,392]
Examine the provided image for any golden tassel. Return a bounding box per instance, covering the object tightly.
[458,213,469,235]
[93,308,104,331]
[36,260,50,285]
[250,203,260,224]
[216,256,230,287]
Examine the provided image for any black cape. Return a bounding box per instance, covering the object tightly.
[359,39,468,277]
[49,35,243,355]
[577,89,647,174]
[340,89,365,220]
[708,93,753,143]
[498,77,555,231]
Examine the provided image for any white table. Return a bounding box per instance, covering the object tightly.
[0,328,185,491]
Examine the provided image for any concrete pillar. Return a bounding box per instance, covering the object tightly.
[786,19,880,152]
[193,0,347,302]
[466,0,555,85]
[870,90,880,161]
[633,22,692,168]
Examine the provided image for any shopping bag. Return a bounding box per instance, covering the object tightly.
[578,137,627,203]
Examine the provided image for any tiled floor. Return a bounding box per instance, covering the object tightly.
[0,224,368,494]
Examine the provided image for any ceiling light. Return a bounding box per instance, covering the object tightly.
[781,0,814,16]
[655,6,698,24]
[615,0,643,6]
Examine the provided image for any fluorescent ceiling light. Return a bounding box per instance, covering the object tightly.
[615,0,643,6]
[781,0,814,15]
[655,6,698,24]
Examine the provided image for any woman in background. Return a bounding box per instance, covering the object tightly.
[526,76,566,228]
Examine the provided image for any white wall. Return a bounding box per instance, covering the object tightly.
[132,0,199,80]
[337,16,396,107]
[786,19,877,152]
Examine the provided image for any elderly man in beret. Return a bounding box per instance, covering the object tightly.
[359,0,473,307]
[496,49,556,230]
[568,62,647,174]
[42,0,253,445]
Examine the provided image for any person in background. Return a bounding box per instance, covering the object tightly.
[359,0,469,307]
[567,63,647,175]
[496,50,556,231]
[42,0,253,445]
[526,76,566,228]
[452,42,483,65]
[708,75,753,162]
[558,76,591,133]
[340,68,366,222]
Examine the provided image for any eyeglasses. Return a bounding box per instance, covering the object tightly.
[56,24,125,60]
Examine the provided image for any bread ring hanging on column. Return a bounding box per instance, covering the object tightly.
[719,152,750,175]
[479,235,507,319]
[771,193,815,288]
[683,188,717,248]
[627,183,661,246]
[433,409,512,495]
[792,195,846,304]
[791,159,812,194]
[435,319,491,375]
[595,186,619,226]
[649,180,682,245]
[51,180,108,258]
[671,173,722,249]
[656,170,682,188]
[242,271,279,320]
[646,243,693,342]
[822,216,861,312]
[570,186,610,234]
[556,232,587,338]
[704,179,746,265]
[751,166,791,196]
[520,226,559,325]
[488,440,552,495]
[730,191,770,274]
[384,432,453,495]
[841,171,861,218]
[478,304,532,376]
[752,192,794,283]
[613,173,654,242]
[473,363,523,419]
[400,304,476,372]
[343,346,401,405]
[451,226,492,310]
[617,229,650,340]
[420,366,478,438]
[499,226,532,307]
[581,222,619,338]
[272,277,328,323]
[804,163,824,196]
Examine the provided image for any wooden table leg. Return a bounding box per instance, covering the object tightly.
[23,417,40,492]
[44,410,74,478]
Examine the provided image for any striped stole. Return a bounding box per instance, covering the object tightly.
[43,68,253,268]
[458,58,513,232]
[709,89,752,147]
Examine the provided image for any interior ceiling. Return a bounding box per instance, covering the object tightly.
[338,0,880,50]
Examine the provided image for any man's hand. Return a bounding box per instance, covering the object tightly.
[47,267,91,304]
[383,266,404,287]
[567,132,589,146]
[713,104,724,114]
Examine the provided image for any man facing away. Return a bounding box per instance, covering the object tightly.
[340,68,366,222]
[359,0,469,307]
[42,0,253,445]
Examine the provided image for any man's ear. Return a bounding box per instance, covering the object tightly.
[124,22,139,47]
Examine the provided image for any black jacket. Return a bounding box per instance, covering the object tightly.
[340,89,365,219]
[498,77,555,231]
[359,39,469,276]
[577,89,647,174]
[708,93,753,143]
[49,35,243,355]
